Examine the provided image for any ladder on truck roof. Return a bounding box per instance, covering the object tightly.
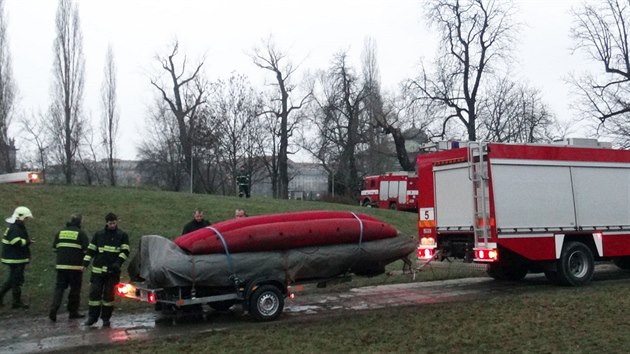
[468,142,491,247]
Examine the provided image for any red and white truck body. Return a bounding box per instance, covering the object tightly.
[0,171,42,184]
[416,140,630,285]
[359,171,419,211]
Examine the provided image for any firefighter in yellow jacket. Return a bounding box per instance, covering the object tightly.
[0,206,33,309]
[49,214,89,322]
[82,212,129,327]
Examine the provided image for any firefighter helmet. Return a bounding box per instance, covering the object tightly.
[6,206,33,223]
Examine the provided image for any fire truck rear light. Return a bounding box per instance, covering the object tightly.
[417,247,434,259]
[148,292,156,304]
[474,248,498,261]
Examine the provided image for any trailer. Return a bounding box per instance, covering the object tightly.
[118,232,415,321]
[416,139,629,286]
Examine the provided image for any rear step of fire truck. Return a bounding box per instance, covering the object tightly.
[469,142,497,262]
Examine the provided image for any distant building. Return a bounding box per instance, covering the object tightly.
[249,160,328,199]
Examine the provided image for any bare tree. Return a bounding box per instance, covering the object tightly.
[408,0,516,141]
[0,0,15,173]
[50,0,85,184]
[361,38,429,172]
[20,112,50,179]
[307,51,369,198]
[150,41,206,190]
[571,0,630,146]
[137,99,186,191]
[208,73,263,195]
[252,38,310,199]
[101,44,119,186]
[478,77,560,143]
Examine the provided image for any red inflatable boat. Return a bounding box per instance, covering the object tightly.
[175,210,397,254]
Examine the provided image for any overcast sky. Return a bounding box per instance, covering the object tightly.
[7,0,591,161]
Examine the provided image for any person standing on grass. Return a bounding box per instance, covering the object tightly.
[234,209,248,218]
[0,206,34,309]
[49,213,89,322]
[83,212,129,327]
[181,208,211,235]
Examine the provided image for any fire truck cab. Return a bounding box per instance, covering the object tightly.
[416,139,630,286]
[359,171,418,211]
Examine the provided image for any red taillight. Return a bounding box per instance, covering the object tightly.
[116,283,131,296]
[417,247,434,259]
[474,248,498,262]
[147,292,156,304]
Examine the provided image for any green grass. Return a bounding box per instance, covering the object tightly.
[98,280,630,353]
[0,184,472,317]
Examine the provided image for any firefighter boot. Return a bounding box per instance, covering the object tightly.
[49,287,64,321]
[84,306,100,326]
[11,287,28,309]
[0,281,10,307]
[101,305,113,327]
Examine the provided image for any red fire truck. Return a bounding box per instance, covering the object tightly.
[0,171,42,184]
[416,139,630,286]
[359,171,419,211]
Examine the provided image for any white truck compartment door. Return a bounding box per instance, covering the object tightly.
[388,181,399,199]
[491,163,576,230]
[398,180,407,204]
[572,166,630,227]
[379,181,388,201]
[434,165,474,228]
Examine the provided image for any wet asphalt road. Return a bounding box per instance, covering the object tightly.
[0,264,627,353]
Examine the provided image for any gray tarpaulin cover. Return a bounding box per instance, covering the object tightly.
[128,234,416,288]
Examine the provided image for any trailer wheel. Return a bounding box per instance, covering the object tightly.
[557,241,594,286]
[486,263,527,281]
[249,285,284,322]
[613,257,630,270]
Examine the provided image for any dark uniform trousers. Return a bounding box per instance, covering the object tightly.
[88,273,120,321]
[50,270,83,314]
[0,263,25,305]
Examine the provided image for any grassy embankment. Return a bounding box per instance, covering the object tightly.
[0,184,481,318]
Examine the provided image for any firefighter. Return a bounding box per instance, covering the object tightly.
[0,206,33,309]
[83,212,129,327]
[181,208,211,235]
[236,167,251,198]
[48,213,89,322]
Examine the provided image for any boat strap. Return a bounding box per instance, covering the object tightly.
[350,212,364,248]
[208,226,237,280]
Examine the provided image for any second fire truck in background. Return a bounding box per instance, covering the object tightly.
[359,171,418,212]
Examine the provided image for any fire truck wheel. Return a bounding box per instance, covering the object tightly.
[361,199,372,207]
[557,241,594,286]
[486,263,527,281]
[613,257,630,270]
[249,285,284,322]
[389,203,397,210]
